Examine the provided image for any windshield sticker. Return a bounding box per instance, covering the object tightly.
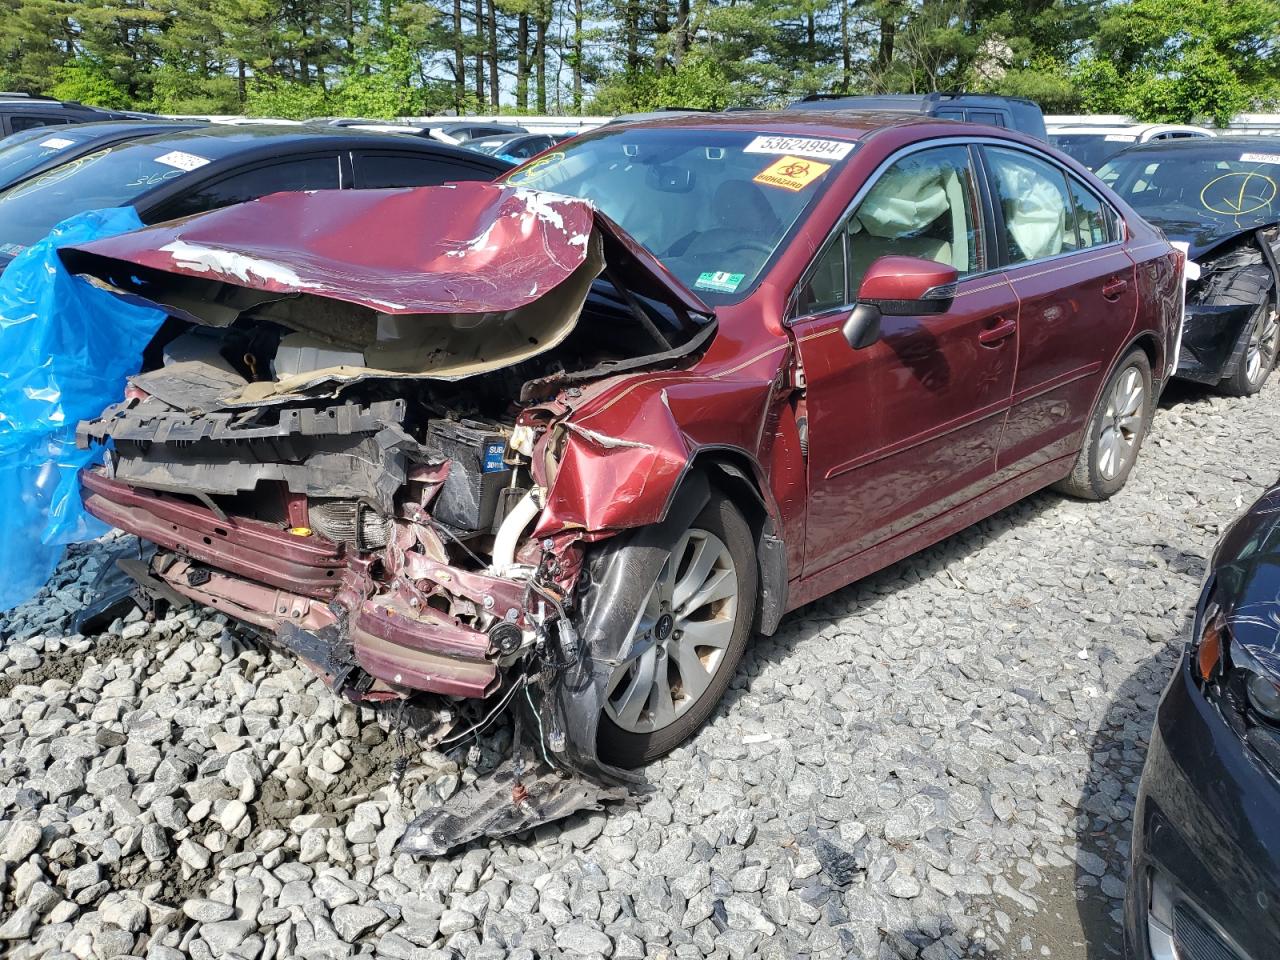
[154,150,211,172]
[753,155,831,192]
[1200,171,1277,217]
[1104,134,1136,142]
[1241,152,1280,166]
[507,151,564,185]
[38,137,75,149]
[695,271,746,293]
[744,135,854,161]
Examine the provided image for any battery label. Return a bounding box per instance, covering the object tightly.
[483,441,506,472]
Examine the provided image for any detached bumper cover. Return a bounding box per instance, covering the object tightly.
[1125,652,1280,960]
[1175,303,1255,384]
[81,469,498,698]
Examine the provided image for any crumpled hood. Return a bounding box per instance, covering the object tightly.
[1213,481,1280,677]
[58,180,711,320]
[61,183,597,315]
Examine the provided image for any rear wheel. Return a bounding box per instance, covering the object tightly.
[1053,347,1152,501]
[596,492,756,768]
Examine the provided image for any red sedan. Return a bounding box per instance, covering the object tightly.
[69,112,1181,797]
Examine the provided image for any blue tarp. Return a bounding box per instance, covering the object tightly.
[0,208,166,612]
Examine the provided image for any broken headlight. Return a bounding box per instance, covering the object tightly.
[1192,582,1280,774]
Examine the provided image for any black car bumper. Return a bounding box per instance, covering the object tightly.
[1125,650,1280,960]
[1174,304,1254,384]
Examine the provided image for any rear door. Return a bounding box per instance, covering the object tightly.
[981,144,1137,475]
[789,142,1019,577]
[142,153,343,222]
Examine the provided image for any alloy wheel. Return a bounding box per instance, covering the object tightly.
[603,528,739,734]
[1245,304,1280,386]
[1097,365,1145,482]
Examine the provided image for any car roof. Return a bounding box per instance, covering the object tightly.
[7,118,205,139]
[103,123,503,160]
[1049,123,1210,135]
[1109,136,1279,157]
[595,108,958,142]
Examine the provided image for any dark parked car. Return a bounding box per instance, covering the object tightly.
[0,119,206,192]
[787,92,1048,140]
[66,111,1180,849]
[464,132,558,162]
[0,93,137,137]
[1126,476,1280,960]
[1098,138,1280,395]
[0,124,510,268]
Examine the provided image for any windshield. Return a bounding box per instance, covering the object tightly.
[0,127,103,189]
[1097,147,1280,234]
[0,140,218,257]
[1049,133,1135,170]
[500,126,854,303]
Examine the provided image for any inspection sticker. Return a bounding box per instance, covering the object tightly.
[154,150,211,172]
[753,155,831,192]
[744,135,854,161]
[1241,152,1280,165]
[695,271,746,293]
[39,137,75,149]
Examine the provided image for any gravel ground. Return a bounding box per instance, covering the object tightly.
[2,377,1277,960]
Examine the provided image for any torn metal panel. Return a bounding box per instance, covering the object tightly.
[397,746,628,857]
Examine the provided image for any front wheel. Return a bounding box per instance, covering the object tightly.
[1219,294,1279,397]
[596,492,757,768]
[1053,347,1153,501]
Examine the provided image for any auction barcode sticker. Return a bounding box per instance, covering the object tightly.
[1104,134,1136,142]
[39,137,75,149]
[154,150,211,172]
[1241,152,1280,165]
[744,135,855,161]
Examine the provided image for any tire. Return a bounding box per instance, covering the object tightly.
[596,491,757,768]
[1053,347,1153,501]
[1219,286,1279,397]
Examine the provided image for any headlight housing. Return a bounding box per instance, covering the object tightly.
[1192,579,1280,774]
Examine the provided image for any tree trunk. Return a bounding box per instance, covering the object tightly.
[534,13,548,112]
[237,59,246,103]
[516,13,529,110]
[877,16,895,71]
[674,0,689,65]
[572,0,583,112]
[453,0,465,110]
[624,0,639,72]
[807,11,815,57]
[474,0,485,107]
[487,0,499,109]
[654,0,669,69]
[840,1,850,92]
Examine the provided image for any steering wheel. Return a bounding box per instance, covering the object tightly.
[720,239,774,257]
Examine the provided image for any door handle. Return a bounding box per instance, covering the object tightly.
[1103,277,1129,301]
[978,317,1017,346]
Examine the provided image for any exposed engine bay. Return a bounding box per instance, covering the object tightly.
[64,183,717,854]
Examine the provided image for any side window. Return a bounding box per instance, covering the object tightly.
[985,146,1072,264]
[1065,177,1111,248]
[796,145,985,316]
[797,233,846,315]
[847,144,984,294]
[354,152,484,188]
[152,156,340,220]
[969,110,1006,128]
[10,116,63,132]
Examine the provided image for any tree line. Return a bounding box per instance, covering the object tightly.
[0,0,1276,123]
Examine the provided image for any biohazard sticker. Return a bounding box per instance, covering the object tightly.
[753,155,831,192]
[154,150,211,172]
[744,135,854,161]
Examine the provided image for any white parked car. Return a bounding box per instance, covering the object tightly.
[1048,122,1214,169]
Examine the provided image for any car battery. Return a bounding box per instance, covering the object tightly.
[425,418,512,533]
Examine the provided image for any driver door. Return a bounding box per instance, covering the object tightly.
[788,143,1020,580]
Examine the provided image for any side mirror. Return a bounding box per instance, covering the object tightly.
[842,255,959,349]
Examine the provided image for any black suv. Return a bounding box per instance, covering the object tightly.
[0,93,135,137]
[786,92,1048,141]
